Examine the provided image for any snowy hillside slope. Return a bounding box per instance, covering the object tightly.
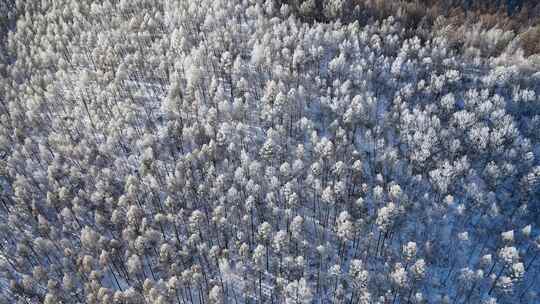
[0,0,539,303]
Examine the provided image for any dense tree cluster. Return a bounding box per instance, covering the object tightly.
[284,0,540,57]
[1,0,539,303]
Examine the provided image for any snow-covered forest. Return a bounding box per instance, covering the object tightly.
[1,0,540,303]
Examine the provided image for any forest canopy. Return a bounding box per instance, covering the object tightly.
[0,0,539,303]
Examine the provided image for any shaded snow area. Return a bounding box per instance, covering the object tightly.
[1,0,540,304]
